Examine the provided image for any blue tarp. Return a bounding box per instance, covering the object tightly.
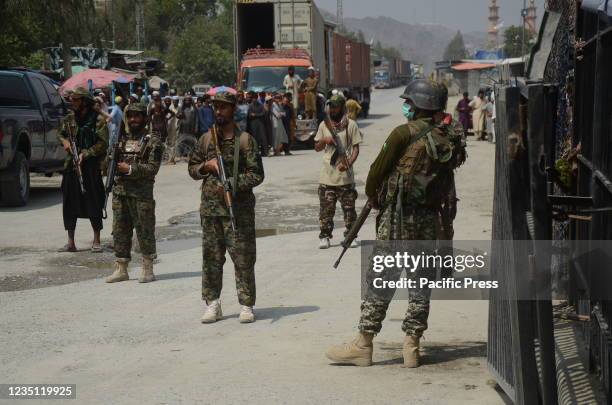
[474,50,506,60]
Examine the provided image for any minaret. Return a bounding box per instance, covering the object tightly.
[525,0,537,35]
[487,0,500,50]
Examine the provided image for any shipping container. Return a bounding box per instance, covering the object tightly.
[396,59,412,84]
[329,33,371,89]
[233,0,328,91]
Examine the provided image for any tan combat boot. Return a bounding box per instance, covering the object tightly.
[201,299,223,324]
[402,335,420,368]
[106,259,129,283]
[325,333,373,367]
[239,306,255,323]
[138,257,156,283]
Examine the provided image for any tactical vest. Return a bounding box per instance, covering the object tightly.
[386,119,457,209]
[120,132,152,165]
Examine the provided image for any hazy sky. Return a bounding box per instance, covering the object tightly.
[316,0,546,32]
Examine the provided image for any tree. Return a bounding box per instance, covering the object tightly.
[443,30,467,61]
[0,0,106,75]
[167,15,234,89]
[503,25,535,58]
[356,30,366,44]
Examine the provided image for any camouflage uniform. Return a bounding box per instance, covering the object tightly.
[318,184,357,239]
[188,125,264,306]
[358,117,462,337]
[112,112,163,261]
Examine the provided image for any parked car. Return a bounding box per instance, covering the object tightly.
[0,69,68,206]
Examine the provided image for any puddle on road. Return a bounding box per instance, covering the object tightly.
[1,187,350,292]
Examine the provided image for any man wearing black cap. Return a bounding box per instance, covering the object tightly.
[57,87,108,253]
[188,92,264,324]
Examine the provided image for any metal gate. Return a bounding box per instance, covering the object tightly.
[572,7,612,401]
[488,4,612,403]
[488,83,559,405]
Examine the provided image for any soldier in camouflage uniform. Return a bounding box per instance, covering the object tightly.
[326,80,466,368]
[57,87,108,253]
[105,102,163,284]
[188,92,264,324]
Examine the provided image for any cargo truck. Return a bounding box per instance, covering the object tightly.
[373,57,398,89]
[395,59,412,85]
[373,57,412,88]
[329,32,371,117]
[234,0,328,94]
[233,0,371,143]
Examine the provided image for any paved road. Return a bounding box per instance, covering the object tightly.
[0,88,501,404]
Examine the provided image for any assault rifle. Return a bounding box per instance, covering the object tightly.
[323,106,352,176]
[103,137,122,219]
[211,125,237,231]
[333,201,372,269]
[66,115,85,194]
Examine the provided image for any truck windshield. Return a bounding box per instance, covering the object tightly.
[374,71,389,80]
[245,67,309,92]
[0,76,33,107]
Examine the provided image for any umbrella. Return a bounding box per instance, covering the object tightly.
[59,69,135,96]
[207,86,237,96]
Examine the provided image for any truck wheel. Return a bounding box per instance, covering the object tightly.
[0,152,30,206]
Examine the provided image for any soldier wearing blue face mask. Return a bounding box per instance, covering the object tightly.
[326,79,466,369]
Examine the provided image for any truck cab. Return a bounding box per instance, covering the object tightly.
[238,49,319,144]
[0,69,67,206]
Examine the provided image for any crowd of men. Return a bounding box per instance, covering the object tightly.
[455,90,496,142]
[56,76,465,369]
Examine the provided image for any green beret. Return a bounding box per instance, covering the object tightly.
[213,92,237,106]
[328,94,346,108]
[70,87,94,102]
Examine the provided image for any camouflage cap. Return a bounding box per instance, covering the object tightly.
[70,87,94,102]
[327,94,346,109]
[212,91,237,105]
[125,102,148,114]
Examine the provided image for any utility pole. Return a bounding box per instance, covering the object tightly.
[111,0,116,49]
[521,0,527,58]
[135,0,145,51]
[336,0,343,28]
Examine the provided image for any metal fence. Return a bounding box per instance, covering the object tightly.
[572,7,612,402]
[488,4,612,404]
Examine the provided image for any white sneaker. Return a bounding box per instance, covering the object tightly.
[239,306,255,323]
[319,238,331,249]
[350,238,360,248]
[201,299,223,323]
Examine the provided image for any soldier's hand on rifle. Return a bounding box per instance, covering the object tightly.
[337,161,349,172]
[202,159,219,175]
[368,197,380,211]
[117,162,130,174]
[78,152,85,167]
[62,139,71,152]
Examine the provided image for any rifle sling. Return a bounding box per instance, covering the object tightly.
[232,126,241,198]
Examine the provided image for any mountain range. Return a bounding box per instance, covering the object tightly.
[325,13,489,73]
